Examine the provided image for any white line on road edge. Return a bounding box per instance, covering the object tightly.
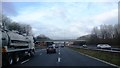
[70,48,119,68]
[21,59,30,64]
[58,57,61,62]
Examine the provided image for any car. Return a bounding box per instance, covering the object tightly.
[61,45,64,48]
[97,44,111,49]
[55,45,59,48]
[82,45,87,48]
[46,46,56,54]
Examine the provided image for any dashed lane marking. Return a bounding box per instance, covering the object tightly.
[58,57,61,62]
[21,59,30,64]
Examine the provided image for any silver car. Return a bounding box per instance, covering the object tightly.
[82,45,87,48]
[97,44,111,49]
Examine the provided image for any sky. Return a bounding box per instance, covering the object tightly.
[2,1,119,39]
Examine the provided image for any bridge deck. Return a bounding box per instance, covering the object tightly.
[36,40,86,42]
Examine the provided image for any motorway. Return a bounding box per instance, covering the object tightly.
[11,46,117,68]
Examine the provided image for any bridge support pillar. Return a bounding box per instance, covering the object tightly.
[64,42,65,46]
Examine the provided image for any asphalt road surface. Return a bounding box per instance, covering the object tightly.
[11,46,117,68]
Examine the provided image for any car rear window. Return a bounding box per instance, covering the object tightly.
[48,46,53,48]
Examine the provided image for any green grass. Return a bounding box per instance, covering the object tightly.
[69,47,120,66]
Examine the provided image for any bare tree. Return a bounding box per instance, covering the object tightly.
[2,14,32,35]
[107,25,114,38]
[92,27,98,37]
[89,23,120,45]
[100,25,111,39]
[20,24,32,35]
[114,23,120,39]
[2,15,12,30]
[8,22,21,31]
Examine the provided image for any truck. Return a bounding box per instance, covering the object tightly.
[1,25,35,66]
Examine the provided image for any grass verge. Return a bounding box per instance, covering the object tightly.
[69,47,120,66]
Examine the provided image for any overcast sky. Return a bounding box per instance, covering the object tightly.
[2,1,118,39]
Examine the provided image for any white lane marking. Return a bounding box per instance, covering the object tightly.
[58,57,61,62]
[21,59,30,64]
[81,52,119,67]
[69,48,119,68]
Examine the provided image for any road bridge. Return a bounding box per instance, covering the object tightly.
[36,39,86,42]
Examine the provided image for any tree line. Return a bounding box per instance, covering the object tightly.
[2,15,32,35]
[1,15,51,42]
[88,23,120,45]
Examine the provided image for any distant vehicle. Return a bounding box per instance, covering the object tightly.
[61,45,64,48]
[46,42,54,46]
[82,45,87,48]
[55,45,59,48]
[52,44,55,47]
[46,46,56,54]
[97,44,111,49]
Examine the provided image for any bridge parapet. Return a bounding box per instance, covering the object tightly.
[36,39,86,42]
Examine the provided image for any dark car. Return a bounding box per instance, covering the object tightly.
[55,45,59,48]
[46,46,56,54]
[61,45,64,48]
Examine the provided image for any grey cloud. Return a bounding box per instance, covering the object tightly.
[9,2,118,39]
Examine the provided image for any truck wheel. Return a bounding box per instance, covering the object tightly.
[30,50,35,57]
[28,52,31,57]
[16,56,20,62]
[8,56,13,65]
[13,55,20,63]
